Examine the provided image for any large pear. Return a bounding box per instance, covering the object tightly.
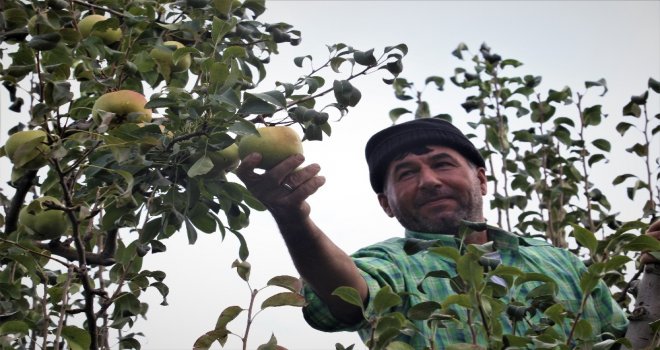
[92,90,152,125]
[4,129,49,170]
[150,41,191,72]
[238,126,303,170]
[78,14,122,44]
[19,196,69,240]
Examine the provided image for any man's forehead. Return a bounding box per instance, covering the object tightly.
[388,145,465,169]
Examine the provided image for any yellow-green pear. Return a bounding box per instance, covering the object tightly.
[4,129,49,170]
[78,14,121,44]
[19,196,69,240]
[208,143,240,175]
[150,41,191,72]
[92,90,152,126]
[238,126,303,170]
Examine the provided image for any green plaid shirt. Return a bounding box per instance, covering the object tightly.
[302,226,628,348]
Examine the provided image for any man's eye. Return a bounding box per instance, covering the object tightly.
[398,170,414,180]
[433,162,452,168]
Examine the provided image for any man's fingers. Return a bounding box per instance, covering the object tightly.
[287,175,326,202]
[269,154,305,181]
[284,163,321,188]
[235,153,262,180]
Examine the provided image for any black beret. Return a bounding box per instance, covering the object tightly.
[365,118,485,193]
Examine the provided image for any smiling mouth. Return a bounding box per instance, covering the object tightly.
[417,197,453,208]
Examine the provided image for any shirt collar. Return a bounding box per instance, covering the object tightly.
[404,224,520,251]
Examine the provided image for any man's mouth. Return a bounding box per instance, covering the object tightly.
[416,195,454,208]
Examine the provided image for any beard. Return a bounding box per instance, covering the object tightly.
[392,176,484,235]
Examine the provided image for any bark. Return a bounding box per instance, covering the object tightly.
[624,263,660,349]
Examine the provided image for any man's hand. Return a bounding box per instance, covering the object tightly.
[641,219,660,265]
[235,153,325,223]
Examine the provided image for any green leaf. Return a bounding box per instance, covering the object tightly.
[61,326,92,350]
[212,16,237,43]
[267,275,302,293]
[0,320,29,335]
[184,217,198,245]
[332,286,364,310]
[353,49,377,66]
[603,255,631,271]
[649,77,660,93]
[261,292,306,309]
[612,173,636,185]
[571,224,597,253]
[573,319,593,340]
[294,55,311,68]
[373,285,402,315]
[425,76,445,90]
[187,155,214,177]
[591,138,611,152]
[215,305,243,330]
[579,270,601,294]
[622,101,641,117]
[585,78,608,96]
[238,96,277,114]
[231,259,251,281]
[583,105,603,126]
[28,32,62,51]
[515,272,556,287]
[500,59,523,68]
[630,91,649,104]
[457,253,484,287]
[140,217,162,243]
[333,80,361,107]
[388,108,411,123]
[441,294,471,309]
[624,235,660,252]
[247,91,286,108]
[452,42,469,59]
[407,301,441,320]
[427,246,461,262]
[193,329,229,350]
[385,341,415,350]
[257,334,279,350]
[330,57,348,73]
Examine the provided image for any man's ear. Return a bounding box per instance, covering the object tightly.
[377,193,394,217]
[477,167,487,195]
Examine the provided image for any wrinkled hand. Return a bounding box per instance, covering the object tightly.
[235,153,325,223]
[641,219,660,265]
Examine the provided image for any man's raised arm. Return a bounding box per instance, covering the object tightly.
[235,152,368,325]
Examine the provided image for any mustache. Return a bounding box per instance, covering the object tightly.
[414,188,457,207]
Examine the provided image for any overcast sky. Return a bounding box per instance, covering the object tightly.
[1,1,659,349]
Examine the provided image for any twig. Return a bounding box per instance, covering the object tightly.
[0,237,73,267]
[35,240,116,266]
[71,0,124,17]
[3,170,38,235]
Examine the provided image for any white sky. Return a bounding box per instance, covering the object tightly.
[1,1,659,349]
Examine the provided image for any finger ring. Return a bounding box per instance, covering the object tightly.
[282,183,294,191]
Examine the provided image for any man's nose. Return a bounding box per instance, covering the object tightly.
[418,166,442,189]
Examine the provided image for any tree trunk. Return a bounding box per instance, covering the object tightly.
[624,263,660,349]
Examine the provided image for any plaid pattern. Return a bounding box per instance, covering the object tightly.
[302,226,628,348]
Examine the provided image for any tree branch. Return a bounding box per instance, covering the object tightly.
[3,170,38,235]
[34,239,116,266]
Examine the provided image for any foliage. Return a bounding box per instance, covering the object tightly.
[0,0,405,349]
[193,260,305,350]
[333,43,659,349]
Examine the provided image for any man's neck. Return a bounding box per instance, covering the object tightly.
[463,230,488,245]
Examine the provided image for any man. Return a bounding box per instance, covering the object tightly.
[236,118,658,347]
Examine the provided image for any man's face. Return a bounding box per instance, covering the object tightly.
[377,145,487,234]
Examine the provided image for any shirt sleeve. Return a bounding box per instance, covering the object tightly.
[562,249,629,337]
[301,240,406,332]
